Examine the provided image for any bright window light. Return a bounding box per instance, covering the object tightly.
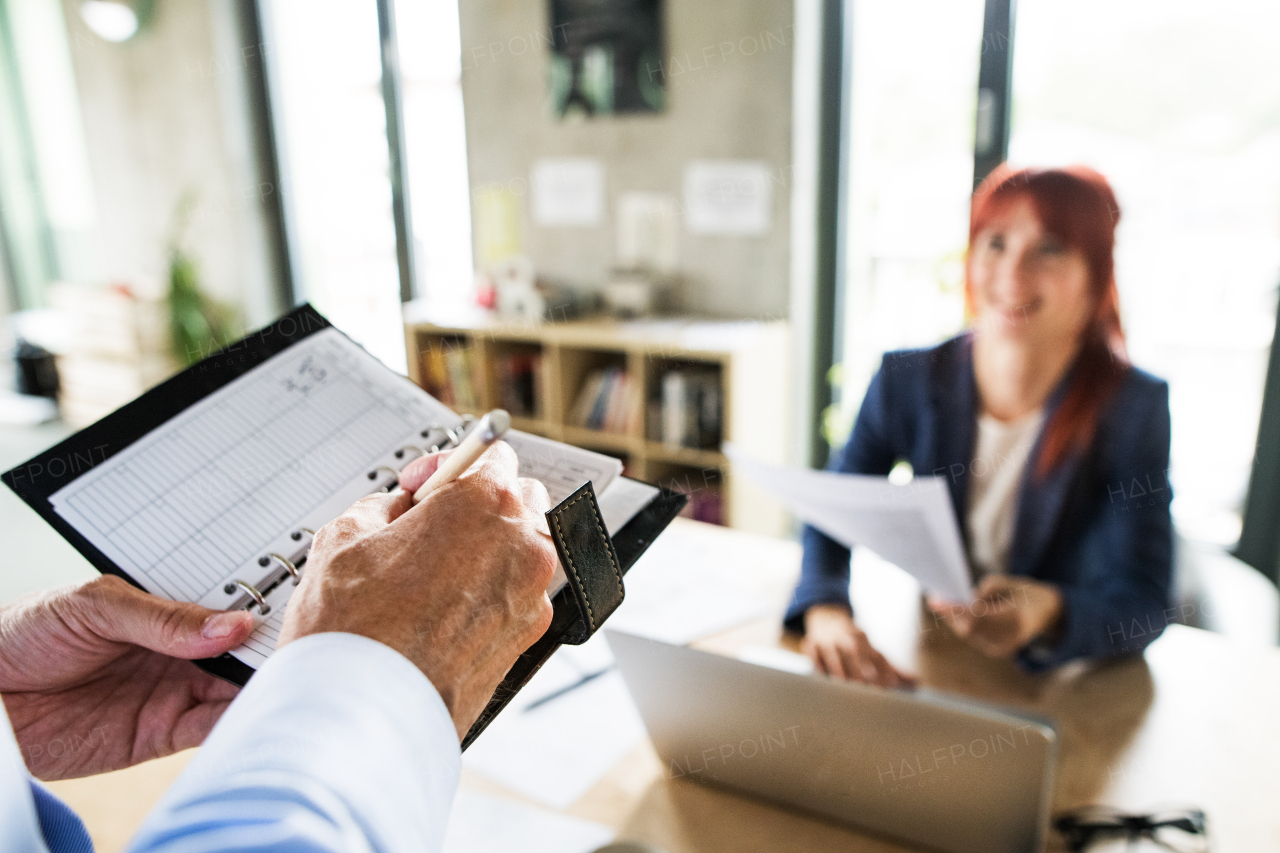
[79,1,138,43]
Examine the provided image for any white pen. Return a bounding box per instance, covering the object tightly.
[412,409,511,503]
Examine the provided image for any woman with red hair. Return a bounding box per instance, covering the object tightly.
[787,165,1173,683]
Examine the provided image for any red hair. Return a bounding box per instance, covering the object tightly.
[966,165,1129,477]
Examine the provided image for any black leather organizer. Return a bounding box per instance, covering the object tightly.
[463,480,686,749]
[3,305,688,746]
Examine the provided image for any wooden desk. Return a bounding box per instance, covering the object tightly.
[49,520,1280,852]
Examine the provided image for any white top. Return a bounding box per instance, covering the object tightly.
[966,409,1045,578]
[2,632,461,853]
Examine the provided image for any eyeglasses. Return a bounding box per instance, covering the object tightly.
[1053,807,1208,852]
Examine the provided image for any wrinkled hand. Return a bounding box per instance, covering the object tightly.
[279,442,557,741]
[0,577,255,780]
[801,604,914,687]
[928,575,1064,659]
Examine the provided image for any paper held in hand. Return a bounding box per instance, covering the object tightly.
[724,444,973,603]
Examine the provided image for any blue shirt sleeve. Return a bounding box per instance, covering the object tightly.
[784,364,900,631]
[128,633,461,853]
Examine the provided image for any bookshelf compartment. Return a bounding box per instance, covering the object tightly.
[488,341,547,421]
[560,347,640,438]
[414,333,486,415]
[645,357,725,451]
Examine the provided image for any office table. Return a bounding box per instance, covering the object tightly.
[47,519,1280,852]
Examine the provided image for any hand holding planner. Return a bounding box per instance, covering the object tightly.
[279,441,559,741]
[0,576,254,780]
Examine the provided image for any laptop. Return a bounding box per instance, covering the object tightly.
[608,630,1057,853]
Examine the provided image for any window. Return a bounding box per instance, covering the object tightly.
[835,0,985,441]
[1009,0,1280,545]
[262,0,472,371]
[395,0,474,310]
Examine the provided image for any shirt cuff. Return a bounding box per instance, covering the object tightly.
[131,633,460,853]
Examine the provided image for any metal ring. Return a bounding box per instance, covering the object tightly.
[231,580,270,615]
[421,423,459,447]
[397,444,428,460]
[268,553,301,584]
[367,465,401,482]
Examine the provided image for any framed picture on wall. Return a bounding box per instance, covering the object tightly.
[549,0,665,118]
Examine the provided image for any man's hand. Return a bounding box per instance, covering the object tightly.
[0,577,254,780]
[927,575,1064,658]
[802,604,914,687]
[279,442,557,741]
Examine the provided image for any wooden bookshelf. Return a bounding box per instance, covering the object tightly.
[404,315,790,535]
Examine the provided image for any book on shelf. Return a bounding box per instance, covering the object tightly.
[654,367,722,450]
[496,352,544,419]
[419,343,481,412]
[570,366,637,434]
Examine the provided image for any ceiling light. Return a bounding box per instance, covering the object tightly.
[80,1,140,43]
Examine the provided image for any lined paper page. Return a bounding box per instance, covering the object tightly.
[503,431,622,505]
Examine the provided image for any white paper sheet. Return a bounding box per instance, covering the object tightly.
[683,160,773,235]
[725,444,973,603]
[605,521,775,644]
[531,158,605,227]
[444,789,614,853]
[596,476,660,535]
[462,667,648,809]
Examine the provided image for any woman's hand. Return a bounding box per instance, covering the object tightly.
[928,575,1064,659]
[0,577,254,781]
[801,604,914,687]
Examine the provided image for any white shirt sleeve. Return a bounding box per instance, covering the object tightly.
[0,703,50,853]
[127,633,461,853]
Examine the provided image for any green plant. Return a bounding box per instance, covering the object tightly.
[167,193,240,367]
[168,247,239,367]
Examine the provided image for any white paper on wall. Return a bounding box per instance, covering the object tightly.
[531,158,605,227]
[683,160,773,235]
[616,191,679,273]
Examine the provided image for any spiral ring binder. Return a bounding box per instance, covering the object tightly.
[367,465,401,482]
[421,423,459,450]
[267,553,301,584]
[220,421,473,617]
[229,579,270,614]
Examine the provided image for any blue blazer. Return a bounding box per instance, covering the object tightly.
[786,334,1174,670]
